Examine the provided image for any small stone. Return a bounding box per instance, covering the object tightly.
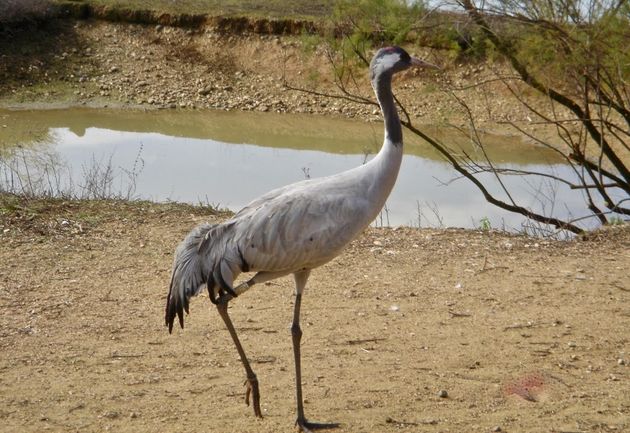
[18,326,34,335]
[198,87,213,96]
[109,66,119,73]
[617,358,625,366]
[568,341,577,348]
[389,305,400,312]
[438,389,448,398]
[492,426,502,432]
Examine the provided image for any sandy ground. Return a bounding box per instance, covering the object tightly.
[0,198,628,433]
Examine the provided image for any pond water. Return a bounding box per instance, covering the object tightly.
[0,108,596,232]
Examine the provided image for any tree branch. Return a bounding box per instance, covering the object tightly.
[458,0,630,185]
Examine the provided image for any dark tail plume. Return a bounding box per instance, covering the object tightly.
[165,223,215,333]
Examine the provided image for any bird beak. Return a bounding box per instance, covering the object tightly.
[411,57,440,69]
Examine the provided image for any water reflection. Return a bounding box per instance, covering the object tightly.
[1,108,563,164]
[0,108,595,230]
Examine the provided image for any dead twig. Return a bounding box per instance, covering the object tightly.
[347,337,386,345]
[111,353,144,358]
[448,310,471,318]
[503,322,541,331]
[385,417,437,426]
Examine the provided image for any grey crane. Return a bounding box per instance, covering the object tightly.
[165,46,436,432]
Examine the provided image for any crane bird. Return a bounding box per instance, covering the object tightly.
[165,46,436,432]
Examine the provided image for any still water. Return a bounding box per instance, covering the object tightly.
[0,108,592,231]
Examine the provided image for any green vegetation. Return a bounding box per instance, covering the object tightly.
[333,0,426,45]
[608,216,626,226]
[492,1,630,98]
[477,216,491,231]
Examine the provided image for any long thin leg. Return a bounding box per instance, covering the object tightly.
[216,301,262,418]
[292,270,339,432]
[292,288,306,422]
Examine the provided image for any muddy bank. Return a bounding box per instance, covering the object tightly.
[0,17,538,133]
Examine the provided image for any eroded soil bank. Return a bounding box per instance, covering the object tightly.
[0,17,538,132]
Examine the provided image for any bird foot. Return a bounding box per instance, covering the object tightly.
[244,375,262,418]
[296,418,340,433]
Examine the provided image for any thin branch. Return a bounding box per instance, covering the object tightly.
[458,0,630,185]
[402,119,584,234]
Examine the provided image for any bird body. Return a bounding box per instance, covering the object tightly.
[168,135,402,320]
[165,46,436,431]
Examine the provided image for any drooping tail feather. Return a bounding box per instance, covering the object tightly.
[165,220,245,332]
[165,223,215,333]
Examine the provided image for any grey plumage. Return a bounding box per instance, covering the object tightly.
[165,46,437,431]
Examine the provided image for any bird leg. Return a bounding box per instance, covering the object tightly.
[292,289,340,432]
[211,277,256,304]
[212,270,291,305]
[216,300,262,418]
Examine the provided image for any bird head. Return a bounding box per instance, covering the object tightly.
[370,46,437,82]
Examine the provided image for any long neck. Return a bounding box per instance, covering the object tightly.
[353,71,403,227]
[373,72,402,146]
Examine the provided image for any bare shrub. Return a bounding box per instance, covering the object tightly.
[0,145,144,201]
